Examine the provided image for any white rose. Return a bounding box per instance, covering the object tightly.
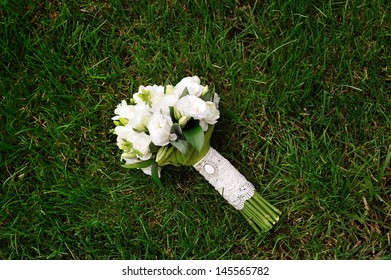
[174,76,204,97]
[203,101,220,124]
[175,95,208,120]
[199,101,220,131]
[179,76,201,84]
[147,112,177,146]
[153,91,180,115]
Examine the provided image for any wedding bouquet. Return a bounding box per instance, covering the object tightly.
[112,76,281,233]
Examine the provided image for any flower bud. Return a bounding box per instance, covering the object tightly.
[201,85,209,96]
[119,117,129,126]
[178,115,191,127]
[120,141,133,153]
[133,124,147,133]
[173,106,182,121]
[165,84,174,94]
[156,146,169,162]
[121,151,136,159]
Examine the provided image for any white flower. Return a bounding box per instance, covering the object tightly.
[153,91,180,115]
[175,96,220,131]
[128,130,152,160]
[112,100,134,120]
[180,76,201,84]
[174,76,204,97]
[114,124,152,160]
[199,101,220,131]
[148,112,177,146]
[114,125,133,150]
[175,95,208,120]
[204,101,220,124]
[112,101,151,132]
[133,85,165,107]
[127,103,151,132]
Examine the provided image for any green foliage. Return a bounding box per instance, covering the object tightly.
[122,159,155,169]
[1,0,390,260]
[183,125,205,152]
[156,125,214,167]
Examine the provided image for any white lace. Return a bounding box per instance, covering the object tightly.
[193,147,255,210]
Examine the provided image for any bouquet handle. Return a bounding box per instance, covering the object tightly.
[193,147,255,210]
[193,147,281,233]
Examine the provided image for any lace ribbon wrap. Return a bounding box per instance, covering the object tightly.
[193,147,255,210]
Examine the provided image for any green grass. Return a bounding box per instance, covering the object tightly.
[1,0,390,259]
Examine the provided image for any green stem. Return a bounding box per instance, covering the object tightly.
[248,195,275,225]
[241,209,261,234]
[242,199,272,231]
[255,192,281,216]
[240,191,281,233]
[252,192,280,224]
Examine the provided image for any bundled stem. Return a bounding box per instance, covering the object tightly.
[240,192,281,233]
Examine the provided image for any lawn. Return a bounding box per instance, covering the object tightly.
[0,0,390,259]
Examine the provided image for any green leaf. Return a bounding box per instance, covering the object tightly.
[170,123,183,136]
[180,87,189,98]
[156,125,215,167]
[201,83,215,102]
[170,139,190,155]
[122,159,155,169]
[163,78,172,87]
[149,142,159,154]
[169,106,175,120]
[183,125,204,152]
[151,162,163,187]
